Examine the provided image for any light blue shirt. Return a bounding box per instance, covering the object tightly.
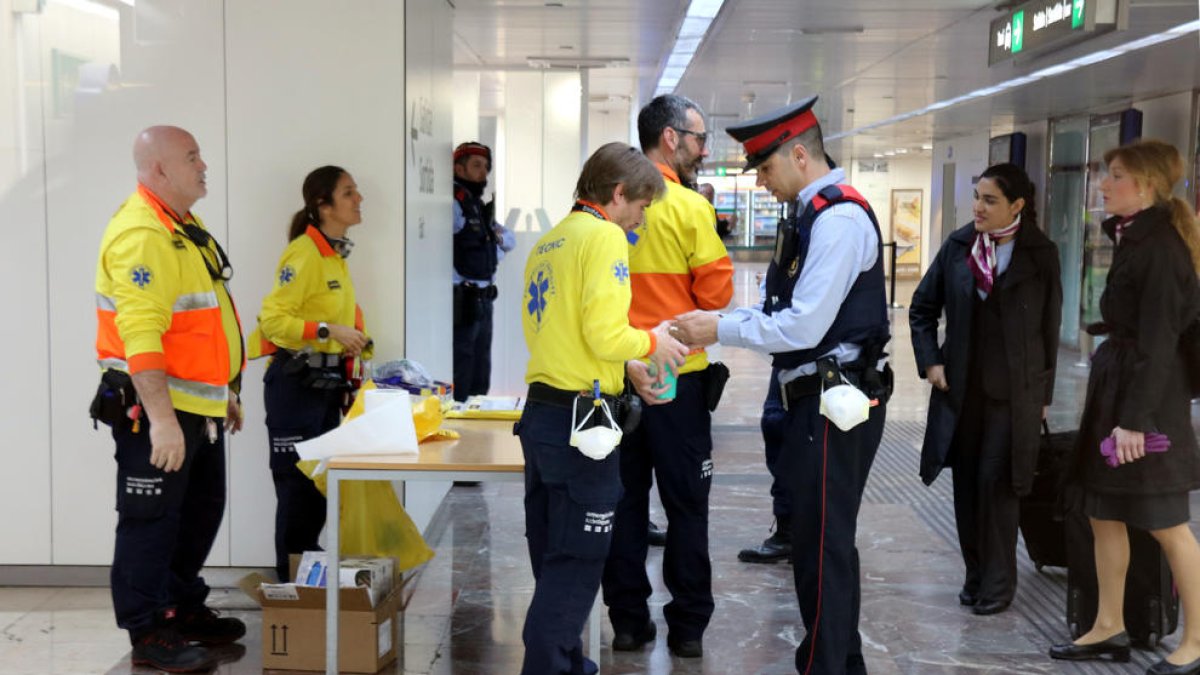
[452,199,516,286]
[716,168,882,383]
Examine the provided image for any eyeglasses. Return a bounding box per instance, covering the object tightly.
[671,127,709,148]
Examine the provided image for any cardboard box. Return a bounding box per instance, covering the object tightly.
[238,570,399,673]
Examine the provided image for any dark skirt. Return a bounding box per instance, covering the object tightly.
[1083,489,1191,530]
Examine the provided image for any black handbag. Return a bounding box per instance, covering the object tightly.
[1179,317,1200,397]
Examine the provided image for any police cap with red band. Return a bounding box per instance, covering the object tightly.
[453,142,492,169]
[725,96,820,170]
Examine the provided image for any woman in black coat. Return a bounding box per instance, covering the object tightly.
[910,163,1062,616]
[1049,141,1200,674]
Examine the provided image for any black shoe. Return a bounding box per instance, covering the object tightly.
[612,621,656,651]
[648,521,667,547]
[453,481,481,487]
[738,531,792,564]
[667,638,703,658]
[1048,631,1131,662]
[176,606,246,645]
[958,590,977,606]
[1148,655,1200,674]
[971,599,1011,616]
[132,627,216,673]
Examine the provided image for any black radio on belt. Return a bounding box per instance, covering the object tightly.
[89,369,139,429]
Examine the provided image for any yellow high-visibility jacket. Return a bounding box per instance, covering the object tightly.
[523,205,654,396]
[95,185,244,418]
[248,225,371,360]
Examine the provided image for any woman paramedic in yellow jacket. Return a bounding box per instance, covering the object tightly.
[248,165,372,582]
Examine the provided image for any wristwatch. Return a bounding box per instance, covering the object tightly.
[317,322,330,342]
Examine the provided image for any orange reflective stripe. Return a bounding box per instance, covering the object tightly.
[128,352,166,373]
[95,309,123,361]
[655,163,681,185]
[629,273,697,329]
[354,305,365,331]
[690,256,735,310]
[305,225,338,257]
[162,307,229,386]
[258,335,278,357]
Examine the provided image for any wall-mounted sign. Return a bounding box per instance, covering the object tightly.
[989,0,1125,66]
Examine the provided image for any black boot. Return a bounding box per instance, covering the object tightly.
[176,606,246,645]
[738,517,792,563]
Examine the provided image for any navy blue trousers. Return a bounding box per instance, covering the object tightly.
[264,356,342,581]
[110,410,225,639]
[602,371,714,642]
[762,368,791,519]
[780,393,885,675]
[453,290,494,402]
[519,401,621,675]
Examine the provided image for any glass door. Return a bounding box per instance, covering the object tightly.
[1046,116,1088,345]
[1080,114,1124,330]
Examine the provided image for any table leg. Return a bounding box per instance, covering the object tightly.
[325,471,340,674]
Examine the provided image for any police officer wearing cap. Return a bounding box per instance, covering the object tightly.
[674,97,892,675]
[453,142,515,402]
[518,142,689,675]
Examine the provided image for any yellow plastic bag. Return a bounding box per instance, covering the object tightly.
[295,381,436,570]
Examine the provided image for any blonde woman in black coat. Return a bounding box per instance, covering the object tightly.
[911,163,1062,616]
[1049,141,1200,675]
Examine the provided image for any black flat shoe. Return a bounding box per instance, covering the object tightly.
[612,621,656,651]
[972,600,1010,616]
[1048,631,1131,662]
[667,638,702,658]
[1148,655,1200,674]
[958,590,977,606]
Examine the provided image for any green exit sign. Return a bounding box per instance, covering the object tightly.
[989,0,1123,66]
[715,166,727,177]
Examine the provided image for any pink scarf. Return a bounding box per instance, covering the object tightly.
[968,215,1021,295]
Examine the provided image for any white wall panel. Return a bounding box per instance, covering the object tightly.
[225,0,408,565]
[491,71,582,398]
[403,0,452,534]
[847,157,933,276]
[1136,90,1196,201]
[0,9,51,564]
[44,0,229,566]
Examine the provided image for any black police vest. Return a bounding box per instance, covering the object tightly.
[453,180,499,281]
[763,184,890,370]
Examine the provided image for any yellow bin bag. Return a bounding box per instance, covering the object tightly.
[297,381,448,571]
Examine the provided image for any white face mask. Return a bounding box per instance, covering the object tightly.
[569,398,623,460]
[819,383,870,432]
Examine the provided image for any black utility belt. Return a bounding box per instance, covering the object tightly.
[780,359,893,411]
[527,382,621,410]
[457,283,498,300]
[279,349,344,369]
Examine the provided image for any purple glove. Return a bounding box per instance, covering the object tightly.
[1100,432,1171,468]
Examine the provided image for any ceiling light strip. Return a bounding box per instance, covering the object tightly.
[654,0,727,97]
[826,19,1200,141]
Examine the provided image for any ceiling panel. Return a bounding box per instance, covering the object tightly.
[452,0,1199,162]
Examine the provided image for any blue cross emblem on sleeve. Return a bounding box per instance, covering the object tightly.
[131,266,152,288]
[613,261,630,285]
[279,265,296,285]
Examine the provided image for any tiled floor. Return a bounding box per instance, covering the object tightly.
[4,265,1198,674]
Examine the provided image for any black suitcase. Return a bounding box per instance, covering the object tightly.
[1065,508,1179,647]
[1018,424,1073,570]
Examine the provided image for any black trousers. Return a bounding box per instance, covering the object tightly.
[602,372,714,642]
[519,401,620,675]
[763,368,791,519]
[779,391,885,675]
[264,357,342,581]
[111,410,225,638]
[453,287,494,402]
[951,391,1018,605]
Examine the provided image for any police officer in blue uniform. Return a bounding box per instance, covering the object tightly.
[453,141,515,402]
[674,97,892,675]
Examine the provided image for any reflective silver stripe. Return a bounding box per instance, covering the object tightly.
[98,358,128,371]
[173,291,219,312]
[96,293,117,312]
[167,377,227,401]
